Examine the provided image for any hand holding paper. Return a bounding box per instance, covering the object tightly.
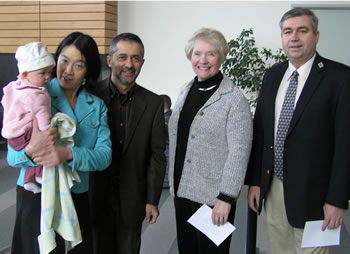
[301,220,341,248]
[187,204,236,246]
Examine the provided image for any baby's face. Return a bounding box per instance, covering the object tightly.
[23,65,54,87]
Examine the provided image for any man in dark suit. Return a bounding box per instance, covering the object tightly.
[88,33,166,254]
[245,7,350,253]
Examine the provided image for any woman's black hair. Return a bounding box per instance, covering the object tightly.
[51,32,101,82]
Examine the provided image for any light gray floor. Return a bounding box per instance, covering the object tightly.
[1,144,349,254]
[141,186,350,254]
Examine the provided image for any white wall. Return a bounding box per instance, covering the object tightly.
[117,1,350,102]
[313,7,350,66]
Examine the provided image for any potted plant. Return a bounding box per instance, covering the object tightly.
[222,28,287,110]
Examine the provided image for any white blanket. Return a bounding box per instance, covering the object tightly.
[38,112,82,254]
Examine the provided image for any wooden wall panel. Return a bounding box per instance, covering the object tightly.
[0,13,39,22]
[0,46,20,52]
[0,1,40,50]
[40,21,116,30]
[40,13,106,21]
[46,46,108,55]
[0,22,39,30]
[0,1,117,54]
[42,1,114,5]
[41,30,114,38]
[1,30,40,37]
[40,4,107,13]
[0,1,37,6]
[0,5,39,14]
[0,38,39,45]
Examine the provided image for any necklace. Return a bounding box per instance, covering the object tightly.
[198,84,217,91]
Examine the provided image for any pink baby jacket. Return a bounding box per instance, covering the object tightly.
[1,78,51,139]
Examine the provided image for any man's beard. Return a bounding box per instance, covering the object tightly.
[116,67,138,86]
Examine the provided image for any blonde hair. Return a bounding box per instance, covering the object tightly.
[185,28,228,63]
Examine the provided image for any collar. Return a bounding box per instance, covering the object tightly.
[194,71,223,91]
[16,78,46,91]
[108,78,136,99]
[48,78,93,103]
[287,54,316,84]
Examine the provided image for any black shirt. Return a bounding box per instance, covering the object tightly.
[108,79,135,166]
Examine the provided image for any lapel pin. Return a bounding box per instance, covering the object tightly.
[318,62,324,68]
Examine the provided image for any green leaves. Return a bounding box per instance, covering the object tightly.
[222,28,287,109]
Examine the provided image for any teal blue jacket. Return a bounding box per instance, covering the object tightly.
[7,78,112,193]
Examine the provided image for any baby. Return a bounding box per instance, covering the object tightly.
[1,42,55,193]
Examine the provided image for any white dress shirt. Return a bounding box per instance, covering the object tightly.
[274,54,316,140]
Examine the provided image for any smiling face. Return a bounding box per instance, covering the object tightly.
[281,15,319,68]
[56,45,87,93]
[107,40,144,90]
[23,65,54,87]
[191,39,222,82]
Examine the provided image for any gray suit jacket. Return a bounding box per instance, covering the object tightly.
[168,75,253,205]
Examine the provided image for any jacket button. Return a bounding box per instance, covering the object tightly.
[266,170,270,174]
[187,159,191,163]
[270,146,273,149]
[199,112,204,116]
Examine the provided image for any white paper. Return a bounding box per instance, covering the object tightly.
[187,204,236,246]
[301,220,341,248]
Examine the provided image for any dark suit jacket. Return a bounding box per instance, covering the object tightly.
[88,78,166,230]
[245,54,350,228]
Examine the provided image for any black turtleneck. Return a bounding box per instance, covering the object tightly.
[174,71,223,194]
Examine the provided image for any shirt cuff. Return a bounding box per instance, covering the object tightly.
[217,193,236,204]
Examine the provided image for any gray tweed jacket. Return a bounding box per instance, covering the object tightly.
[168,75,253,206]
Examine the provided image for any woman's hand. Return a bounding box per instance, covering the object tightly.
[33,145,72,168]
[24,116,72,167]
[212,200,231,226]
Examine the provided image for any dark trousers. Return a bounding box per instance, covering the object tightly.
[91,206,142,254]
[89,171,117,254]
[12,186,92,254]
[89,181,142,254]
[115,220,142,254]
[174,196,236,254]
